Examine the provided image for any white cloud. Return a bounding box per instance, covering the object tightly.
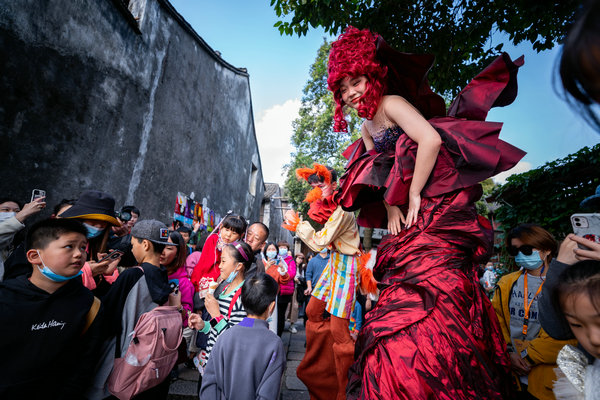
[492,161,532,184]
[255,99,301,186]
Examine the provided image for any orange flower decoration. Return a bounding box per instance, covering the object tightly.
[357,252,378,295]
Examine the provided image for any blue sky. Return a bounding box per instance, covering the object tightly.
[170,0,600,185]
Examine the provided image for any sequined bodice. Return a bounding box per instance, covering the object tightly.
[371,125,403,153]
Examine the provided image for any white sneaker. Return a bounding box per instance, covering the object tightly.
[289,325,298,334]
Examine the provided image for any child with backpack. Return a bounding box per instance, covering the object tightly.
[201,273,285,400]
[0,218,102,398]
[88,220,182,400]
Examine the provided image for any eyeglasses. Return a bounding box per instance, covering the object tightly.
[507,245,534,257]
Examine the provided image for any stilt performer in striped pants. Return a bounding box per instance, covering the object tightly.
[283,164,364,400]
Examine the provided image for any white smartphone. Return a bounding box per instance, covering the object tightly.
[571,213,600,248]
[31,189,46,202]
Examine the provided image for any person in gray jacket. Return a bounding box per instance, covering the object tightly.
[201,273,285,400]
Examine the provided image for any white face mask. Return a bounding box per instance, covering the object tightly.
[0,212,16,222]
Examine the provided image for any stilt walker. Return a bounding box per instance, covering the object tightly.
[283,164,362,400]
[326,27,527,399]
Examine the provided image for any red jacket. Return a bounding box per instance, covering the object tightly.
[191,233,221,291]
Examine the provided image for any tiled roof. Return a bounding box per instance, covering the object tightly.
[263,183,280,199]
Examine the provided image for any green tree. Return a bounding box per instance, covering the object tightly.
[284,40,361,220]
[492,144,600,238]
[475,178,497,218]
[270,0,581,97]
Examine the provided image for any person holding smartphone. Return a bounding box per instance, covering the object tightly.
[262,242,292,337]
[539,185,600,344]
[492,224,577,400]
[0,195,46,281]
[58,190,122,296]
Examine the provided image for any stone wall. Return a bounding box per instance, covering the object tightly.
[0,0,264,222]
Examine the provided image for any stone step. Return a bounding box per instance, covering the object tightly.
[167,366,199,400]
[167,379,198,400]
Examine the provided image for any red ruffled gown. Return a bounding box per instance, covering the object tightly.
[339,41,525,399]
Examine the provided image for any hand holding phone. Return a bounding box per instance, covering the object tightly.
[16,193,46,223]
[97,250,123,263]
[31,189,46,203]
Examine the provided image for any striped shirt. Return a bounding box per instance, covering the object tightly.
[199,281,246,373]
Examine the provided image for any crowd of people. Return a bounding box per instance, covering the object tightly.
[0,189,313,399]
[1,1,600,399]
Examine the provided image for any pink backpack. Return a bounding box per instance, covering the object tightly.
[107,306,183,399]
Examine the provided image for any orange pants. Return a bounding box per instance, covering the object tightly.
[297,297,354,400]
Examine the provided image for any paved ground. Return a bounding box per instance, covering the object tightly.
[168,321,309,399]
[280,322,309,400]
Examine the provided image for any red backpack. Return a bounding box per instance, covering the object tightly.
[107,305,182,399]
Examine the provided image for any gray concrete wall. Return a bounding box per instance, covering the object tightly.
[0,0,264,222]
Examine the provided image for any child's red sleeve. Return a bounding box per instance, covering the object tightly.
[191,234,219,290]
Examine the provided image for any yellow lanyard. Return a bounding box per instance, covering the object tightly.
[522,271,544,338]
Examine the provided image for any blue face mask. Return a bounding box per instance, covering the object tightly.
[0,211,16,222]
[225,269,238,284]
[266,250,277,260]
[278,248,288,257]
[515,250,543,271]
[319,248,328,254]
[36,251,83,282]
[83,222,105,239]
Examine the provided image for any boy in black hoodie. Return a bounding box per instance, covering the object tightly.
[0,218,102,399]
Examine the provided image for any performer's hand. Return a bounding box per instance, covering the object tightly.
[405,192,421,229]
[386,205,406,235]
[284,210,297,225]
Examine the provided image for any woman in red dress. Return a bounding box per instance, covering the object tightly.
[328,27,526,399]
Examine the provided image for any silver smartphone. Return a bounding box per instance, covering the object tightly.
[571,213,600,249]
[31,189,46,202]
